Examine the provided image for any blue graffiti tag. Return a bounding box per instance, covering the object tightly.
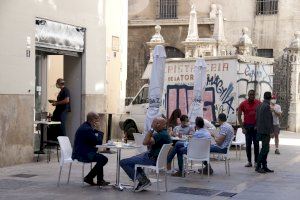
[206,74,235,115]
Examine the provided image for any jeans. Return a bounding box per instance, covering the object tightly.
[244,125,259,163]
[203,145,227,166]
[85,153,108,182]
[167,141,187,172]
[257,134,270,168]
[120,152,156,181]
[60,110,68,136]
[210,144,227,154]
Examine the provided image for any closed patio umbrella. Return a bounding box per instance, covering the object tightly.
[144,45,166,133]
[188,58,207,125]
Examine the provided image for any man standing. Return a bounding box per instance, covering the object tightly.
[72,112,110,186]
[50,78,71,136]
[256,92,274,173]
[238,90,261,167]
[270,95,282,154]
[120,117,171,192]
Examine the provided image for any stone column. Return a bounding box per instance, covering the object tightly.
[287,32,300,132]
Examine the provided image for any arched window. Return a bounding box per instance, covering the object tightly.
[158,0,177,19]
[165,46,185,58]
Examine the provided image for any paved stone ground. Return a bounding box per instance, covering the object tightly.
[1,131,300,200]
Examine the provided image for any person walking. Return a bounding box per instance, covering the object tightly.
[238,90,261,167]
[255,92,274,173]
[50,78,71,136]
[270,95,282,154]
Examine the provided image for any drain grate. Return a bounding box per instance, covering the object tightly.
[0,179,36,190]
[217,192,237,197]
[170,187,220,196]
[10,173,37,178]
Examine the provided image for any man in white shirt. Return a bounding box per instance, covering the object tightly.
[270,95,282,154]
[167,116,211,177]
[199,113,234,175]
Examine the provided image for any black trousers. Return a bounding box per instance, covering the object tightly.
[257,134,271,168]
[245,125,259,163]
[86,153,108,182]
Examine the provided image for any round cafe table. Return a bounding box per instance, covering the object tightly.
[96,142,140,191]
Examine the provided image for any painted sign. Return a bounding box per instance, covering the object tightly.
[163,59,238,123]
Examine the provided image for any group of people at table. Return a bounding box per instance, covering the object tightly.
[71,111,233,192]
[71,91,279,192]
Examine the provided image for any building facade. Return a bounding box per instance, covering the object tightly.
[0,0,128,167]
[128,0,300,131]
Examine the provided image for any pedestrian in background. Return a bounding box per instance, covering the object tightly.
[270,95,282,154]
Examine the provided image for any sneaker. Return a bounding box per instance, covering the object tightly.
[275,149,280,155]
[244,162,252,167]
[263,167,274,173]
[84,177,97,186]
[256,168,266,174]
[254,162,258,168]
[167,162,172,171]
[198,167,213,175]
[134,179,151,192]
[171,171,184,177]
[97,180,110,186]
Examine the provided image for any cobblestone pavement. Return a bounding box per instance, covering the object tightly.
[0,131,300,200]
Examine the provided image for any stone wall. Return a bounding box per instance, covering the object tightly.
[0,95,34,167]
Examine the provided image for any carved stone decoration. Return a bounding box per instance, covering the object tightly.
[234,27,255,56]
[209,4,217,19]
[212,5,226,42]
[150,25,165,43]
[147,25,166,61]
[185,4,199,42]
[289,31,300,50]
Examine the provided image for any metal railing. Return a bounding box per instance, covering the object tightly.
[157,0,177,19]
[256,0,279,15]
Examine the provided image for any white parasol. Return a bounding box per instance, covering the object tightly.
[144,45,166,133]
[188,58,207,125]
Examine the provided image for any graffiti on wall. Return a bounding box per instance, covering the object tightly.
[237,63,273,104]
[164,59,237,123]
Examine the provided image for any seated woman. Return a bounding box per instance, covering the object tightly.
[167,116,211,176]
[167,108,182,133]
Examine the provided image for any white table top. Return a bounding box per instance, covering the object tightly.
[171,136,188,141]
[34,120,61,125]
[96,142,140,149]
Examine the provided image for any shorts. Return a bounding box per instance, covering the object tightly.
[273,125,280,135]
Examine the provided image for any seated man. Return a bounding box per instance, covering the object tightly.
[72,112,110,186]
[170,115,194,137]
[167,116,211,176]
[120,117,171,192]
[199,113,234,175]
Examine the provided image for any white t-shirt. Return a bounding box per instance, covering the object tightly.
[271,104,282,125]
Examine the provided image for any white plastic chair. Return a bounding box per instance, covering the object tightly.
[133,133,147,154]
[57,136,92,186]
[213,136,234,176]
[133,143,172,193]
[183,138,211,177]
[231,128,245,160]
